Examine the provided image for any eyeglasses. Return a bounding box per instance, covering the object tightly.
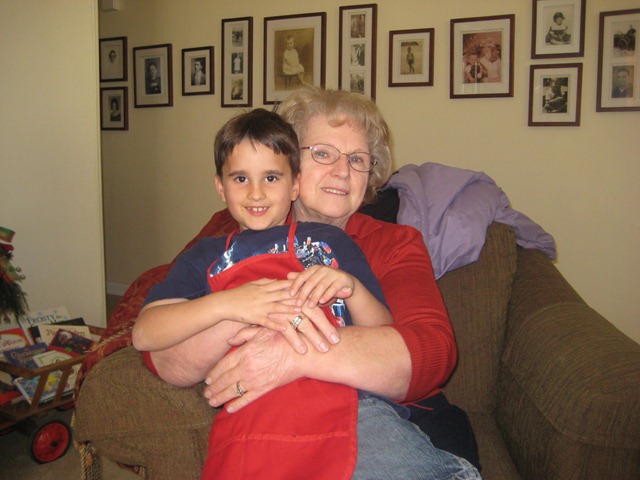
[301,144,377,173]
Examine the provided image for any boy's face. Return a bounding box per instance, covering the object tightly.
[215,139,299,231]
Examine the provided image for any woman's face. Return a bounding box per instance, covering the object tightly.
[293,115,370,229]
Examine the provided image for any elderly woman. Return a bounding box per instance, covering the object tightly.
[148,88,480,476]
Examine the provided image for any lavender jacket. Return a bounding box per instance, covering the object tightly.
[386,163,557,279]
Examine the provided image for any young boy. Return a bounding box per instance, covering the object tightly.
[132,109,480,480]
[133,108,391,479]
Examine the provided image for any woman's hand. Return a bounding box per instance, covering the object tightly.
[234,304,341,355]
[203,327,302,412]
[287,266,356,308]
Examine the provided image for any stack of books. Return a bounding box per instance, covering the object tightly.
[0,306,94,405]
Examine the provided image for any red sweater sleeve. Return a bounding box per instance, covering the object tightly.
[347,213,457,402]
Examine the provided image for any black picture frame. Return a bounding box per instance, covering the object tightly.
[528,63,583,127]
[339,4,378,99]
[531,0,586,59]
[596,9,640,112]
[99,36,127,82]
[100,86,128,131]
[222,17,253,108]
[450,14,515,98]
[263,12,326,105]
[388,28,434,87]
[133,43,173,108]
[182,46,214,96]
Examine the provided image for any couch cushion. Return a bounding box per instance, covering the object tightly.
[437,222,517,414]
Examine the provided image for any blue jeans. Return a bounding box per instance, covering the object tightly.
[352,393,482,479]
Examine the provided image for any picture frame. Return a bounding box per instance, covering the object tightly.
[100,87,128,131]
[133,44,173,108]
[531,0,586,59]
[528,63,582,127]
[99,36,127,82]
[263,12,326,105]
[339,4,378,99]
[450,14,515,98]
[182,46,214,96]
[222,17,253,108]
[596,9,640,112]
[388,28,434,87]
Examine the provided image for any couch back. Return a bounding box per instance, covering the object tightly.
[437,222,517,414]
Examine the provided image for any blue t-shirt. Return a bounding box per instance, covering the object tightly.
[145,222,387,326]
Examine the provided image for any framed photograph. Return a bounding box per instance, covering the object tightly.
[133,44,173,108]
[182,47,214,96]
[531,0,586,59]
[389,28,434,87]
[339,4,378,99]
[99,36,127,82]
[263,12,326,105]
[222,17,253,108]
[528,63,582,126]
[597,9,640,112]
[100,87,128,131]
[450,15,515,98]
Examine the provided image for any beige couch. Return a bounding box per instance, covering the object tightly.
[74,206,640,480]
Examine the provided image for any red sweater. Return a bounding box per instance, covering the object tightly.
[345,212,457,402]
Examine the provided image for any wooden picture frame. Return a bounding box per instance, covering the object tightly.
[100,87,128,131]
[263,12,326,105]
[531,0,586,59]
[133,44,173,108]
[450,14,515,98]
[182,46,214,96]
[222,17,253,108]
[597,9,640,112]
[528,63,582,126]
[388,28,434,87]
[99,36,127,82]
[339,4,377,99]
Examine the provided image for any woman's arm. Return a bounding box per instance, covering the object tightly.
[205,320,410,412]
[203,217,456,408]
[141,278,341,387]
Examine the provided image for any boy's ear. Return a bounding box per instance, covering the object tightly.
[291,173,301,201]
[214,175,226,203]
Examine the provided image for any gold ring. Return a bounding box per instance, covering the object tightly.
[235,381,246,397]
[291,314,305,330]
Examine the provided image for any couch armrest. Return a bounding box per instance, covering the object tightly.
[497,248,640,480]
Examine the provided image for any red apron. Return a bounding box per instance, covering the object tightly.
[201,223,358,480]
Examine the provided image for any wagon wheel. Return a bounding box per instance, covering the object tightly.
[28,419,71,463]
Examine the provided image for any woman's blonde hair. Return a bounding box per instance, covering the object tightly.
[276,87,392,205]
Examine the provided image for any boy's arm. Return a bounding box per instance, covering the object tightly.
[132,295,238,352]
[344,277,392,327]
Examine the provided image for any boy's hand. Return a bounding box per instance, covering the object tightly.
[221,278,301,331]
[287,266,355,308]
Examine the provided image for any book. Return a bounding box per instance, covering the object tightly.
[0,327,30,354]
[48,329,93,356]
[17,306,70,344]
[36,323,91,346]
[29,317,86,344]
[13,371,63,405]
[2,342,49,368]
[32,350,78,392]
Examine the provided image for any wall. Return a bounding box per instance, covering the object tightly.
[1,1,106,327]
[99,0,640,344]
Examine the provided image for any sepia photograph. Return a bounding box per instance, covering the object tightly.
[263,13,326,104]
